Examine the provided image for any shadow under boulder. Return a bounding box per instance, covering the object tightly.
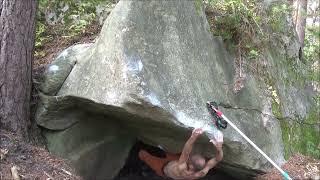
[115,141,243,180]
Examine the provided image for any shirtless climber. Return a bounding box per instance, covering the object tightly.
[139,128,223,179]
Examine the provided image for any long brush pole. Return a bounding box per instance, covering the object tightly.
[211,106,292,180]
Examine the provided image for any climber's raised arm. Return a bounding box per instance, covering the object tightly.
[178,128,203,164]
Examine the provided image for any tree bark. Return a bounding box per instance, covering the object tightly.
[295,0,308,47]
[0,0,37,138]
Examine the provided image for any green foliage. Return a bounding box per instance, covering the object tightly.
[35,0,111,57]
[268,3,291,33]
[207,0,291,61]
[35,21,51,58]
[304,25,320,82]
[248,49,259,60]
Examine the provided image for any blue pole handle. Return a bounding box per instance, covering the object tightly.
[282,171,292,180]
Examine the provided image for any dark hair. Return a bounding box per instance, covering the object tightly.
[190,154,206,171]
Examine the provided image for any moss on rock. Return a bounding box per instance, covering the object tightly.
[194,0,202,15]
[277,108,320,159]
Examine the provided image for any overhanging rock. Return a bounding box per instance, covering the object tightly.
[36,0,285,179]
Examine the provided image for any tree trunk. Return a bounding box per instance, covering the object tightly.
[295,0,308,47]
[0,0,37,139]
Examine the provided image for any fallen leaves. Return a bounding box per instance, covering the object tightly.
[11,165,20,180]
[0,130,81,180]
[257,154,320,180]
[0,148,9,160]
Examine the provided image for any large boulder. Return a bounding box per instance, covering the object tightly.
[36,0,317,179]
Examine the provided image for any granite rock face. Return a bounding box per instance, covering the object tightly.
[35,0,298,179]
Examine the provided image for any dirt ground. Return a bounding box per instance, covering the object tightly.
[0,129,81,180]
[257,154,320,180]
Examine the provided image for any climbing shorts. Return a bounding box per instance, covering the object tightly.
[138,149,180,177]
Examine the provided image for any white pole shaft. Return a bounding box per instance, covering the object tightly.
[220,113,292,180]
